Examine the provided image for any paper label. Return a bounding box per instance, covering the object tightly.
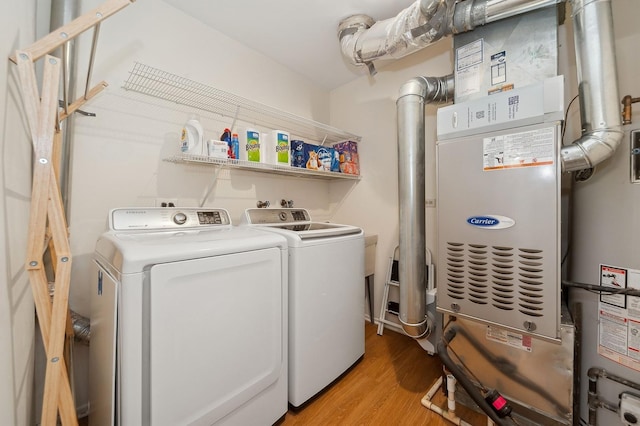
[598,264,640,372]
[483,126,555,171]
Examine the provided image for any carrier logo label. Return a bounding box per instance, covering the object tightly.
[466,215,515,229]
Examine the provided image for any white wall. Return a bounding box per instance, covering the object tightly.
[0,0,38,425]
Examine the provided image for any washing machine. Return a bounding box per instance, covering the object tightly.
[241,208,365,407]
[89,207,288,426]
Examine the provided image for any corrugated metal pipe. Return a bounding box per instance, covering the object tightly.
[397,75,454,337]
[561,0,623,172]
[337,0,562,75]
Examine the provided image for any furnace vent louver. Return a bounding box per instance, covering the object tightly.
[444,242,549,326]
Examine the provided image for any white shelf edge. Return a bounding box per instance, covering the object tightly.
[164,154,361,181]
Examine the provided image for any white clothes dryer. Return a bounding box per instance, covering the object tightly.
[241,208,364,408]
[89,207,288,426]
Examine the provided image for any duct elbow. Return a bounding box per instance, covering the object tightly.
[337,0,459,68]
[337,14,375,67]
[398,77,429,101]
[398,75,455,103]
[561,128,624,172]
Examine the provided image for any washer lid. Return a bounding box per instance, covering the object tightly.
[263,222,362,239]
[241,208,362,241]
[96,208,287,274]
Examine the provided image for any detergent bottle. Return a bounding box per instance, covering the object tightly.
[180,116,204,155]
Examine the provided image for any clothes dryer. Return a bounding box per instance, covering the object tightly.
[89,207,288,425]
[241,208,364,407]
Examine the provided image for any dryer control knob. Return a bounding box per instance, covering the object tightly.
[173,212,187,225]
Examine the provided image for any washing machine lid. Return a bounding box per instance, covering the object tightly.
[95,208,287,274]
[241,208,362,241]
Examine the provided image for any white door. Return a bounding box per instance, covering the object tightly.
[148,247,283,425]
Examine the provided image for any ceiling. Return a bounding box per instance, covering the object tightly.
[164,0,417,90]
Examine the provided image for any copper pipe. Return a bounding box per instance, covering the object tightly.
[622,95,640,125]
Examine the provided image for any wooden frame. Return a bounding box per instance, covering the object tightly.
[11,1,134,424]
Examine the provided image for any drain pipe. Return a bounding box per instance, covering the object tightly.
[561,0,623,172]
[421,374,474,426]
[397,75,453,337]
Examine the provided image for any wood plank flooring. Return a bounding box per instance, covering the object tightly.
[279,322,488,426]
[80,323,488,426]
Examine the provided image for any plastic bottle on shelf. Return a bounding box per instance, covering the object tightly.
[180,116,204,155]
[220,128,232,158]
[231,133,240,160]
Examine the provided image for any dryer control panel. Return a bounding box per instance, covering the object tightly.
[110,208,231,231]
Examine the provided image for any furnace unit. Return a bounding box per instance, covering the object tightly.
[435,77,576,425]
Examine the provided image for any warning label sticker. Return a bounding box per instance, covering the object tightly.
[483,126,555,171]
[486,326,533,352]
[598,264,640,372]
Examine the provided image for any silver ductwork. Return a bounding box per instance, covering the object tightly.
[397,75,454,337]
[561,0,623,172]
[338,0,562,73]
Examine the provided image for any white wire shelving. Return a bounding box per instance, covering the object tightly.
[164,154,360,180]
[122,62,362,180]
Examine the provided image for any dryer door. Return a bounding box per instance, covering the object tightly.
[147,247,284,426]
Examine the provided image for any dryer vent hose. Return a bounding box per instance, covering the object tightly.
[49,281,91,345]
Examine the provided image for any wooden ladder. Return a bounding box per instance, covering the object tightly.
[9,1,134,424]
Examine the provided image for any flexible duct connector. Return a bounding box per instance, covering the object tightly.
[48,281,90,344]
[338,0,563,71]
[397,75,454,338]
[561,0,623,172]
[338,0,458,72]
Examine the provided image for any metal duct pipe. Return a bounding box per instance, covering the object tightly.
[397,75,453,337]
[561,0,623,172]
[338,0,562,72]
[50,0,80,216]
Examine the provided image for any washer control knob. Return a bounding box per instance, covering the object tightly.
[279,211,287,221]
[173,212,187,225]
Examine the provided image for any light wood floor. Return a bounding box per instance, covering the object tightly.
[80,323,488,426]
[278,322,488,426]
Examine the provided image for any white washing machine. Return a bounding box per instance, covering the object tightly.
[89,207,288,426]
[241,208,365,407]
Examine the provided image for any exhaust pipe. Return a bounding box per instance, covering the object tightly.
[561,0,623,172]
[397,75,454,337]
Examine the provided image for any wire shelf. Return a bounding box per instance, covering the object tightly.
[123,62,361,145]
[165,154,360,180]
